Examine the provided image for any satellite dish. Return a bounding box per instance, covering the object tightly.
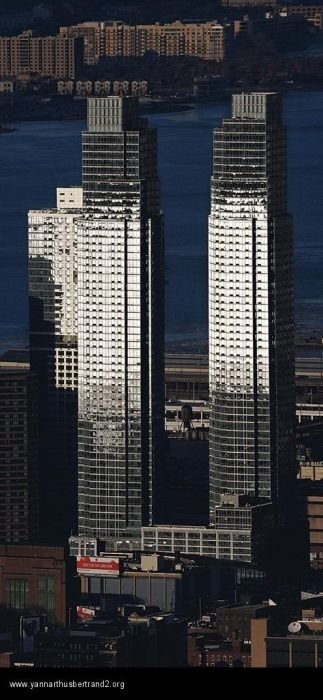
[288,621,302,634]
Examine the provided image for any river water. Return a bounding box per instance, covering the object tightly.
[1,91,323,352]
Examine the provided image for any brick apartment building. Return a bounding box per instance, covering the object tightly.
[0,545,76,625]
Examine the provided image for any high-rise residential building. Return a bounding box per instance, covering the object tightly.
[208,92,295,549]
[140,93,295,565]
[28,188,83,544]
[0,350,39,544]
[29,98,164,549]
[78,97,164,544]
[59,21,227,63]
[59,22,105,65]
[0,37,11,78]
[71,92,296,564]
[0,31,83,80]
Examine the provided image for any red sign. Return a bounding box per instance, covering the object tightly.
[76,556,120,576]
[76,606,96,621]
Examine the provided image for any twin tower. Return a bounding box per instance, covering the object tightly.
[28,93,295,562]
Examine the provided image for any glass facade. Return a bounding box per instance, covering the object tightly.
[29,98,164,545]
[28,210,79,346]
[141,525,252,561]
[208,92,295,551]
[78,97,164,540]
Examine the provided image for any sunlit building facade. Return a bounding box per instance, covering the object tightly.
[29,98,164,547]
[208,92,295,553]
[0,30,83,79]
[77,97,164,542]
[59,20,227,63]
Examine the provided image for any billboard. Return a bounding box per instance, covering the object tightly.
[76,606,96,621]
[76,555,120,576]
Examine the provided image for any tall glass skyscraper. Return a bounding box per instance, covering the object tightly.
[142,93,296,565]
[29,97,164,548]
[208,92,295,544]
[78,97,164,543]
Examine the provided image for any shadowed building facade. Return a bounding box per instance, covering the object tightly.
[29,188,82,543]
[0,351,39,544]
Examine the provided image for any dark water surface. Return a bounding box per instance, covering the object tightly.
[1,91,323,352]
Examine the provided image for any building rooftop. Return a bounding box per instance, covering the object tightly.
[217,603,270,613]
[29,208,82,215]
[0,349,29,369]
[0,349,29,362]
[267,634,323,640]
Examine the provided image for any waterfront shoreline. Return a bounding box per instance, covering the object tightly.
[5,99,196,126]
[5,86,323,127]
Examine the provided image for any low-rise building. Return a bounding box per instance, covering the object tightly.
[0,545,77,626]
[0,80,14,93]
[36,613,187,667]
[57,79,149,97]
[297,475,323,569]
[0,351,39,544]
[37,623,129,667]
[188,634,251,667]
[73,550,267,618]
[266,633,323,667]
[277,6,323,31]
[251,597,323,666]
[216,603,273,643]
